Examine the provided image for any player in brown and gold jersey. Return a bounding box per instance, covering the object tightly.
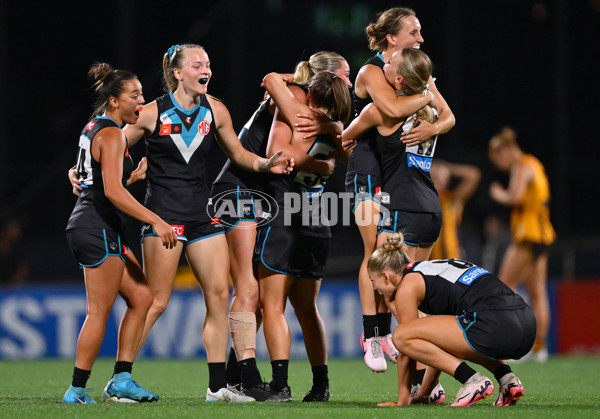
[488,126,556,362]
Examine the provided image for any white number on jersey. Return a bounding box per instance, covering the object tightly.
[77,135,94,186]
[293,140,336,188]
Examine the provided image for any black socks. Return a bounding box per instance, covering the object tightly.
[271,359,289,390]
[454,362,477,384]
[377,313,392,336]
[239,357,262,388]
[362,315,378,339]
[363,313,392,339]
[208,362,227,392]
[113,361,132,376]
[494,364,513,382]
[226,347,241,386]
[72,367,91,388]
[413,368,426,386]
[311,365,329,387]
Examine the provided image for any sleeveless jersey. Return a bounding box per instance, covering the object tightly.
[214,99,272,190]
[144,92,216,220]
[511,154,556,245]
[377,114,441,212]
[346,53,385,176]
[265,134,336,238]
[67,116,133,232]
[404,259,528,314]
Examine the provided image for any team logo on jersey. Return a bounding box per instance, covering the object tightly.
[198,120,210,136]
[171,225,185,236]
[160,106,212,163]
[160,123,183,135]
[86,121,96,131]
[458,267,489,285]
[407,153,433,171]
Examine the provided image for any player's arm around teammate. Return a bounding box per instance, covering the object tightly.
[343,7,453,375]
[256,71,351,401]
[125,44,290,402]
[262,72,341,173]
[63,63,176,404]
[217,52,354,400]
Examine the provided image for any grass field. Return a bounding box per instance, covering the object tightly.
[1,356,599,418]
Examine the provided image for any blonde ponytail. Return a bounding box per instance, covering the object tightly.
[367,233,412,275]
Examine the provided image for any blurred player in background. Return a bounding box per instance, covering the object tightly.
[488,126,556,362]
[430,159,481,260]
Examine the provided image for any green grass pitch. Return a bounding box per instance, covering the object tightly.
[1,356,599,418]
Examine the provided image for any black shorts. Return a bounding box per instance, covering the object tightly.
[66,227,128,267]
[141,216,224,247]
[345,173,383,211]
[211,182,260,231]
[254,226,330,280]
[378,210,442,246]
[517,241,551,259]
[457,306,536,360]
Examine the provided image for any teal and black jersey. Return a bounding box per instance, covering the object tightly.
[351,53,385,117]
[144,92,216,221]
[264,134,336,238]
[407,258,535,360]
[67,116,133,232]
[377,113,440,213]
[346,53,385,177]
[214,99,272,190]
[405,259,529,314]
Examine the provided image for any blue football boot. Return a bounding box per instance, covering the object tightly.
[102,372,159,403]
[63,385,96,404]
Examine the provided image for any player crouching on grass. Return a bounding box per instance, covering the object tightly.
[367,233,535,406]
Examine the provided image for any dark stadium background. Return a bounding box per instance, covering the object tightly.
[1,0,598,282]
